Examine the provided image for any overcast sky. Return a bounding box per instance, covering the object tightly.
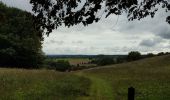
[1,0,170,55]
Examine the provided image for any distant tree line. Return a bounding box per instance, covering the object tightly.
[89,51,170,67]
[0,2,44,68]
[127,51,170,61]
[90,55,125,66]
[43,51,170,72]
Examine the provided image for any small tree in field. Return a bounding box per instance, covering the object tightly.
[55,60,71,71]
[127,51,142,61]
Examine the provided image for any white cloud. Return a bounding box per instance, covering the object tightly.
[1,0,170,55]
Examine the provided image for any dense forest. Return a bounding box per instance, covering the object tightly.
[0,2,44,68]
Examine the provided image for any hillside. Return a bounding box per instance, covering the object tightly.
[0,55,170,99]
[79,54,170,100]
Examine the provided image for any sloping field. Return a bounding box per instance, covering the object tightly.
[0,55,170,100]
[80,55,170,100]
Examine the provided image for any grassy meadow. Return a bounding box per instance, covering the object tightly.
[0,69,91,100]
[0,55,170,99]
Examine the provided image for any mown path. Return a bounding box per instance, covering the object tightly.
[76,72,114,100]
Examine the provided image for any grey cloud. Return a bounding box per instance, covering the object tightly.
[46,40,64,45]
[139,37,163,47]
[156,26,170,39]
[140,39,157,47]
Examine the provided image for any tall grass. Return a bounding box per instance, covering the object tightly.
[0,69,91,100]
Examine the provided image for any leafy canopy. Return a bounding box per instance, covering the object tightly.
[0,2,44,68]
[30,0,170,35]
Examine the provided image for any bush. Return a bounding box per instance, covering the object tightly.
[146,53,155,58]
[44,59,71,71]
[55,60,71,71]
[157,52,165,56]
[127,51,142,61]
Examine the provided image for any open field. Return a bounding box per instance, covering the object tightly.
[55,58,96,67]
[0,55,170,99]
[56,58,90,65]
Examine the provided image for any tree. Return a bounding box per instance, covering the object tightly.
[29,0,170,34]
[0,2,44,68]
[146,53,155,58]
[127,51,141,61]
[157,52,165,56]
[55,60,71,71]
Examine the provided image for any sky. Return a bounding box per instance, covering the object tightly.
[1,0,170,55]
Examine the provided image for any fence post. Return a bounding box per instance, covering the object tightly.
[128,87,135,100]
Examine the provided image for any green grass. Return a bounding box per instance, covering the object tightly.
[81,55,170,100]
[1,55,170,99]
[0,69,91,100]
[76,72,114,100]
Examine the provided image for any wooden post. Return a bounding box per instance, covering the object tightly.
[128,87,135,100]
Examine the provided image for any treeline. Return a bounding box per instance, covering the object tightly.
[0,2,44,68]
[91,51,170,66]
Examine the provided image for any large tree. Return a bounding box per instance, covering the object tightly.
[29,0,170,35]
[0,2,44,68]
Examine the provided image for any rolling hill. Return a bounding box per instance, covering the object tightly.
[78,54,170,100]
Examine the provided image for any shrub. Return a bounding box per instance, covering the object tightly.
[55,60,71,71]
[157,52,165,56]
[44,59,71,71]
[146,53,155,58]
[127,51,142,61]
